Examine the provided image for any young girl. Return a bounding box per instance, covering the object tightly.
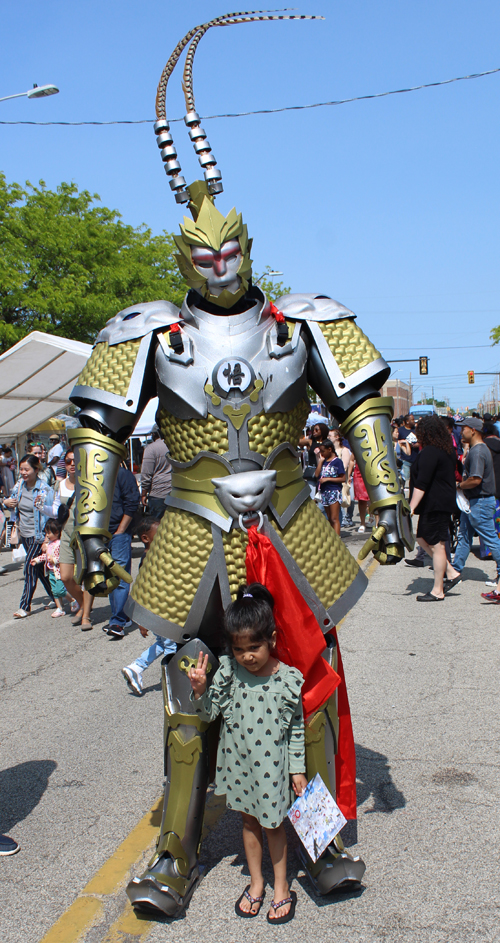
[188,583,307,925]
[31,519,74,617]
[315,439,346,535]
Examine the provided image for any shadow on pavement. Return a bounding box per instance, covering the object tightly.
[356,743,406,814]
[404,565,490,596]
[0,759,57,833]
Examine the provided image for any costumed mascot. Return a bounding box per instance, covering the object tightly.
[68,11,413,918]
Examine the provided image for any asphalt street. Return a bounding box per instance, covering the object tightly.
[1,524,499,943]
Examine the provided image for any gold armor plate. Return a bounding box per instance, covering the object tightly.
[76,339,142,396]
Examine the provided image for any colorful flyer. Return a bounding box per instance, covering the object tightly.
[287,773,346,862]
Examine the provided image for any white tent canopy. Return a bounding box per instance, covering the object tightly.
[133,397,159,436]
[0,331,92,438]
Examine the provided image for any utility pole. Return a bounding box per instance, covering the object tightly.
[409,370,412,410]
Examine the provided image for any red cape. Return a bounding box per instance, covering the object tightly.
[245,526,357,819]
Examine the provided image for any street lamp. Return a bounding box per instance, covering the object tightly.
[0,83,59,104]
[254,270,284,286]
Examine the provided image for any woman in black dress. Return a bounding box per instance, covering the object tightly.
[409,415,457,601]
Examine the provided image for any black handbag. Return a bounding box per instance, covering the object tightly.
[57,492,75,527]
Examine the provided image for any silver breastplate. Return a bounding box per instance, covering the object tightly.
[155,297,308,471]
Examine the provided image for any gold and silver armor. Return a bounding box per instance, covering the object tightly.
[69,11,412,919]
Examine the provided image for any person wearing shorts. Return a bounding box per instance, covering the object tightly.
[409,415,457,601]
[315,439,345,536]
[43,449,95,630]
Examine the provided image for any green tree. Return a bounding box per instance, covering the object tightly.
[423,398,448,407]
[0,174,187,350]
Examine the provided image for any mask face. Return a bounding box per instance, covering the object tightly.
[174,192,253,309]
[191,239,242,297]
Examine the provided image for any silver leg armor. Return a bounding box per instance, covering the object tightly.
[298,634,366,894]
[127,639,219,917]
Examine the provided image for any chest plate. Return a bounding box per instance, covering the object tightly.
[155,299,309,470]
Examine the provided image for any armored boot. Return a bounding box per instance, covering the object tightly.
[298,635,366,894]
[127,640,219,917]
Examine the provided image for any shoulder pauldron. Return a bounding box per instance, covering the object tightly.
[275,293,355,323]
[96,300,181,346]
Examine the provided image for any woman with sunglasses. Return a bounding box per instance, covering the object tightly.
[4,454,54,618]
[42,450,94,629]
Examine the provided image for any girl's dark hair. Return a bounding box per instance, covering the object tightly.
[312,422,330,441]
[64,448,74,463]
[415,415,455,455]
[224,583,276,646]
[320,439,334,449]
[45,518,62,538]
[19,453,41,473]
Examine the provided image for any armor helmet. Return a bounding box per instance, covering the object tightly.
[154,10,323,307]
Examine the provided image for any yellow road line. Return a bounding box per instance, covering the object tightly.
[40,556,382,942]
[83,798,163,896]
[99,905,152,942]
[39,791,228,943]
[39,797,163,943]
[98,794,228,942]
[363,556,380,582]
[38,897,105,943]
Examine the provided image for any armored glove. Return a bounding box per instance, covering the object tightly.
[358,504,413,565]
[71,532,133,595]
[68,429,132,595]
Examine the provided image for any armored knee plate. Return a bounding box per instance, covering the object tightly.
[299,635,366,894]
[126,639,218,917]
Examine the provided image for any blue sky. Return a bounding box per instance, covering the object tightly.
[1,0,500,411]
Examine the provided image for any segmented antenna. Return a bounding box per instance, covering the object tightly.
[153,10,324,203]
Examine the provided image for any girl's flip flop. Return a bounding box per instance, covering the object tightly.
[267,890,297,924]
[235,885,265,918]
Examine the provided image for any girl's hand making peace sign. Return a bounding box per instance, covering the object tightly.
[188,652,209,699]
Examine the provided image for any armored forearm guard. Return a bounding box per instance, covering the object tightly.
[69,428,126,536]
[68,428,131,593]
[342,397,414,561]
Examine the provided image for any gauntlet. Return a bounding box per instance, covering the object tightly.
[68,428,133,595]
[341,397,414,564]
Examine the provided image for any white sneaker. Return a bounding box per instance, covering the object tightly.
[484,579,497,587]
[357,525,366,533]
[122,666,143,696]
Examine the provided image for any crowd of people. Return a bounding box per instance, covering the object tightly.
[3,408,499,632]
[297,409,500,604]
[401,412,500,602]
[299,422,369,534]
[2,408,500,877]
[0,424,175,725]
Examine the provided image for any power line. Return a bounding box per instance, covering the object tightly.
[381,344,494,351]
[0,66,499,126]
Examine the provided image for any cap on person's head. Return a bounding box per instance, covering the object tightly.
[455,417,484,432]
[483,413,492,422]
[150,423,160,435]
[49,433,60,441]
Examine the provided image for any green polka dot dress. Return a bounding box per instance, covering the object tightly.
[194,655,305,829]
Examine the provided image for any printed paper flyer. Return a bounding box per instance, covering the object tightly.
[287,773,346,862]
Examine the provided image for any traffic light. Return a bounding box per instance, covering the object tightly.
[419,356,428,375]
[468,370,475,384]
